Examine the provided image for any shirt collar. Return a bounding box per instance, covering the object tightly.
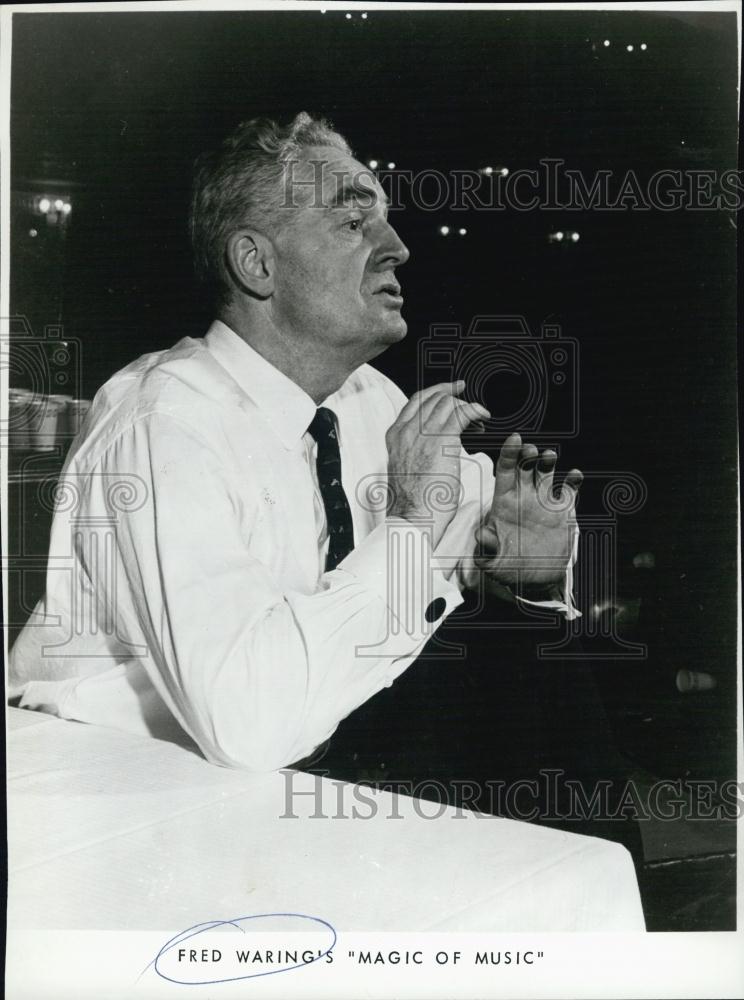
[205,319,319,450]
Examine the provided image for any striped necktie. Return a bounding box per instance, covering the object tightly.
[307,407,355,571]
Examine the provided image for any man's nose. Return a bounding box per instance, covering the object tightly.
[376,220,410,268]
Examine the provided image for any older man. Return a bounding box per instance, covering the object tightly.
[9,113,580,772]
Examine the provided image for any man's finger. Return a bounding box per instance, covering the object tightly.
[535,449,558,504]
[395,381,466,429]
[417,383,472,428]
[444,398,491,435]
[493,432,522,496]
[433,396,490,436]
[537,449,558,476]
[559,468,584,506]
[519,443,539,487]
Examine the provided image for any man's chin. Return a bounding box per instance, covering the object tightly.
[379,315,408,344]
[346,315,408,363]
[362,325,406,364]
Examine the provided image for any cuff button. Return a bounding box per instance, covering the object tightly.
[425,597,447,623]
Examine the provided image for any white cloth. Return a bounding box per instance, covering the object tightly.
[9,320,575,771]
[5,708,646,933]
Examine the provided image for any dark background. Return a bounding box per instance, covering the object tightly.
[9,5,740,897]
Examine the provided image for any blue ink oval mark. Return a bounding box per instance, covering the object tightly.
[150,912,337,985]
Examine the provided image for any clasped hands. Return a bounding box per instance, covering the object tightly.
[385,381,582,589]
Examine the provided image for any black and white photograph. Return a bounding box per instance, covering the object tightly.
[2,2,742,997]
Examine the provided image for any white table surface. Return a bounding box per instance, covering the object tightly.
[6,707,645,932]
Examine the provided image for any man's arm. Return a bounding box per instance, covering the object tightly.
[104,410,465,771]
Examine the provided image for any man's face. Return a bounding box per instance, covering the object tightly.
[268,146,410,361]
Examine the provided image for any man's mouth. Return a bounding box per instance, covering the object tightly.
[374,282,403,304]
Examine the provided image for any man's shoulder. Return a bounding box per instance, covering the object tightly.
[107,333,253,415]
[100,336,236,408]
[69,336,240,465]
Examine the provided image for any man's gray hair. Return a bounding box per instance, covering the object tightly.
[189,112,352,307]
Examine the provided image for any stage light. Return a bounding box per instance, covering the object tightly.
[458,227,467,236]
[603,39,610,47]
[361,11,367,18]
[54,198,64,210]
[555,231,564,241]
[571,231,580,242]
[368,159,379,169]
[39,198,50,213]
[483,166,493,175]
[345,12,352,19]
[500,167,509,177]
[640,43,647,51]
[62,203,72,214]
[626,44,634,52]
[387,161,396,169]
[29,228,38,237]
[439,225,450,236]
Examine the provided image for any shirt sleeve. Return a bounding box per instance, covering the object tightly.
[101,412,463,772]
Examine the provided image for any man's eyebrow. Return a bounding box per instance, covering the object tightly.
[326,179,389,211]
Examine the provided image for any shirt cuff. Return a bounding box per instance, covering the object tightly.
[339,518,463,642]
[509,523,582,621]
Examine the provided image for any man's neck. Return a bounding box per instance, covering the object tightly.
[219,306,357,404]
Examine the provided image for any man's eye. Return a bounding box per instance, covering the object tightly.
[345,218,362,232]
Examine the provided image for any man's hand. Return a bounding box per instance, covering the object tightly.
[386,381,490,548]
[475,432,582,587]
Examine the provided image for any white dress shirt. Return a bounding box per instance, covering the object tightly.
[9,321,576,771]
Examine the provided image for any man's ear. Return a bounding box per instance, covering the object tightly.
[225,230,275,299]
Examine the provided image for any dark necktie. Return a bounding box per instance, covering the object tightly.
[307,407,355,571]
